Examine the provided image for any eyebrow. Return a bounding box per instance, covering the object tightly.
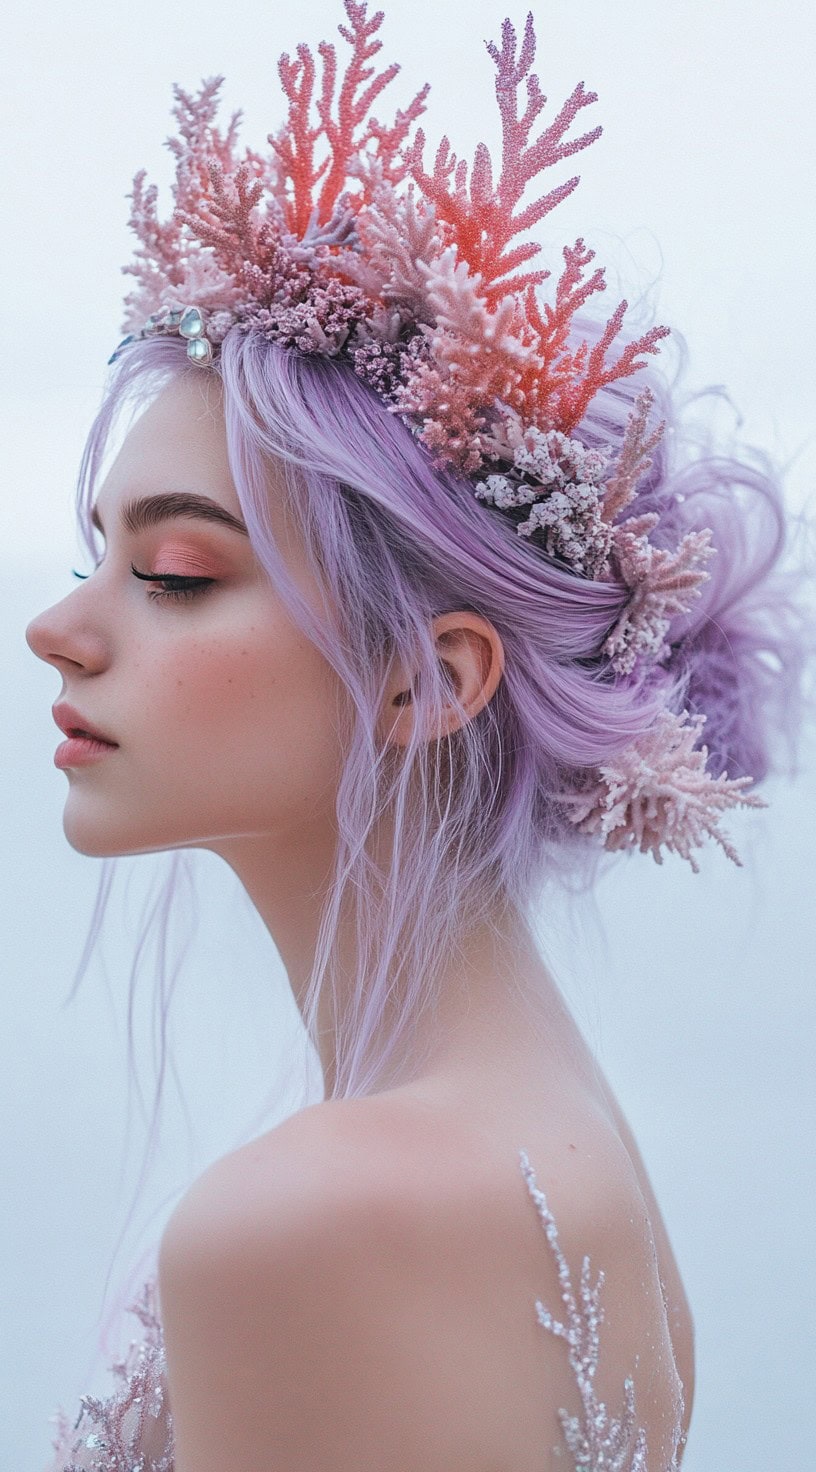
[90,491,249,539]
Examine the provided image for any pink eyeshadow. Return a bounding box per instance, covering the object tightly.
[148,542,224,576]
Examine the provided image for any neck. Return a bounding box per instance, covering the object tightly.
[212,828,563,1099]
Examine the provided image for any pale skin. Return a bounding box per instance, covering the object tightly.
[26,370,694,1470]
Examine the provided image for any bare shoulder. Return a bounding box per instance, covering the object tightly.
[156,1096,499,1471]
[159,1084,663,1303]
[159,1094,432,1264]
[158,1093,687,1471]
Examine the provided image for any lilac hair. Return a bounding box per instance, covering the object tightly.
[66,316,815,1345]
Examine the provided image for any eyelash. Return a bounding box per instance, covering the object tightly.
[71,563,215,603]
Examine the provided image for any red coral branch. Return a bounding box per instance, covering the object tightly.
[269,1,429,235]
[271,43,327,236]
[316,17,395,217]
[556,301,670,431]
[526,239,605,364]
[363,90,431,189]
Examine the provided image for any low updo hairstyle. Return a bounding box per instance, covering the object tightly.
[73,313,815,1106]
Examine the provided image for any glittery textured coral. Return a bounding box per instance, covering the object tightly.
[105,0,765,869]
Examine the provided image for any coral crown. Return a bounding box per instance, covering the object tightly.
[109,1,766,872]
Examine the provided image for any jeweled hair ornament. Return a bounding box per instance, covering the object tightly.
[108,0,767,872]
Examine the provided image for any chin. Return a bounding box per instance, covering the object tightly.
[61,821,134,858]
[61,804,159,859]
[62,809,212,860]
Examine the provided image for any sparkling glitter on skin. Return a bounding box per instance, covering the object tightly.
[518,1148,686,1471]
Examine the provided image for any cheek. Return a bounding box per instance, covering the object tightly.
[144,613,346,819]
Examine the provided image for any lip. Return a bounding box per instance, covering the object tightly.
[54,735,119,769]
[52,701,118,747]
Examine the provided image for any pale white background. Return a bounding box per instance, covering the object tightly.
[1,0,814,1467]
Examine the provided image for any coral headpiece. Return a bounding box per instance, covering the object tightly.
[109,1,766,871]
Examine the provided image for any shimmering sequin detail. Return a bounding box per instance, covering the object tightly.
[44,1148,685,1471]
[518,1148,685,1470]
[44,1279,173,1472]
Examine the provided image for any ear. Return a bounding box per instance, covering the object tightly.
[380,611,505,748]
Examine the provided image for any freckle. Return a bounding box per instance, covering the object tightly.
[568,1143,576,1151]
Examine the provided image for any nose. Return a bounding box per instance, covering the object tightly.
[25,588,105,675]
[25,591,71,661]
[25,604,58,663]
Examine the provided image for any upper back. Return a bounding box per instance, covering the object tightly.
[338,1087,689,1470]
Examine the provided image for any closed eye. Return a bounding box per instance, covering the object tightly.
[71,565,216,603]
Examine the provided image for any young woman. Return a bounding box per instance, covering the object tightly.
[26,5,811,1469]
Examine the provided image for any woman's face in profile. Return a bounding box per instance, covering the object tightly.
[25,371,347,862]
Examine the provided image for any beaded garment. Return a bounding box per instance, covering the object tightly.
[104,0,767,874]
[44,1148,686,1471]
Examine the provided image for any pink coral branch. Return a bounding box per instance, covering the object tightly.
[601,388,666,523]
[485,14,602,241]
[603,523,716,674]
[175,158,264,263]
[554,708,767,872]
[121,76,247,325]
[165,77,243,212]
[405,12,601,299]
[121,171,184,300]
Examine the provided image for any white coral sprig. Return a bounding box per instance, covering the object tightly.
[553,706,768,872]
[473,423,614,575]
[516,484,614,577]
[474,425,609,502]
[474,391,715,675]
